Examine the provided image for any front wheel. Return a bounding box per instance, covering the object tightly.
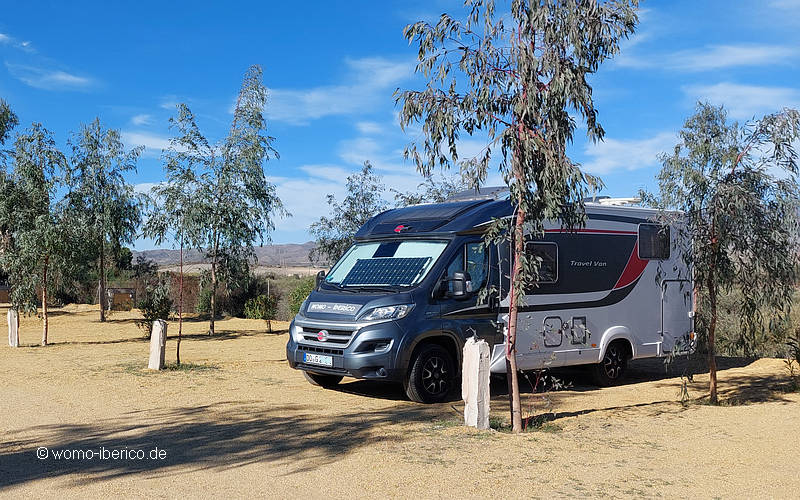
[405,344,456,403]
[303,371,343,388]
[590,342,628,386]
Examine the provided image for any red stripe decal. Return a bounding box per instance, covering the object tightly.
[544,229,637,235]
[613,241,648,289]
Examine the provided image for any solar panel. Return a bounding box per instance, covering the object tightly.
[341,257,432,286]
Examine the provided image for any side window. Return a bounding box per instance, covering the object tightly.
[445,242,488,291]
[465,242,488,288]
[638,223,670,260]
[525,242,558,284]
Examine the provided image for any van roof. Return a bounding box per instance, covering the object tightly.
[354,192,671,240]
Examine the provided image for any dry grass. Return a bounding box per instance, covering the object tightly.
[1,303,799,498]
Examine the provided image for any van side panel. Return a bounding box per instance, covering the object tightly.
[491,211,690,373]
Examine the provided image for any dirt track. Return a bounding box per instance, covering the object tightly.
[1,304,799,498]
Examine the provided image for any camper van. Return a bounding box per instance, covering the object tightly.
[286,189,694,403]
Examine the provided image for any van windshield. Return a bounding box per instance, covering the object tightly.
[325,240,448,287]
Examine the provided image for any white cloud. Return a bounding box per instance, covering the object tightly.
[273,174,348,232]
[267,57,413,125]
[159,96,181,110]
[0,33,34,52]
[133,182,158,195]
[131,114,153,126]
[338,136,383,166]
[356,121,383,134]
[5,63,93,91]
[298,165,354,182]
[617,44,798,71]
[121,131,171,157]
[683,82,800,119]
[581,132,677,175]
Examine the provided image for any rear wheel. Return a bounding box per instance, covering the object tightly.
[405,344,456,403]
[591,341,628,386]
[303,371,344,388]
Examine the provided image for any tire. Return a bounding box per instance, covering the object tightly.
[303,371,344,388]
[590,342,628,386]
[405,344,456,403]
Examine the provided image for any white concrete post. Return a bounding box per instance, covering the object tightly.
[148,319,167,370]
[462,336,491,430]
[8,309,19,347]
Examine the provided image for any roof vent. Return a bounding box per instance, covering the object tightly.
[585,196,641,206]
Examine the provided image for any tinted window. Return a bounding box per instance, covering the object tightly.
[638,224,670,260]
[525,242,558,283]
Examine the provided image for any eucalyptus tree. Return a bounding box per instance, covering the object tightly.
[0,99,18,250]
[309,161,389,264]
[397,0,637,431]
[0,123,83,345]
[0,99,18,158]
[643,103,800,404]
[142,104,205,364]
[66,118,143,322]
[188,65,284,335]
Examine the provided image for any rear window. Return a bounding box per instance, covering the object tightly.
[638,224,670,260]
[525,242,558,283]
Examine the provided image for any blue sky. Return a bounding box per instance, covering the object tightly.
[2,0,800,250]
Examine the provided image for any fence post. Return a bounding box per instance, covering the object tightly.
[8,309,19,347]
[462,336,490,430]
[148,319,167,370]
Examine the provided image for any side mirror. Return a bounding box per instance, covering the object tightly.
[315,270,326,289]
[450,271,472,299]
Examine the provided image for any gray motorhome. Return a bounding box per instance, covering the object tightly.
[286,190,693,403]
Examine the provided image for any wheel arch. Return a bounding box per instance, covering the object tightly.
[598,326,635,361]
[402,330,462,376]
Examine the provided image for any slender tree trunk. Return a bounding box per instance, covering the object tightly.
[177,235,183,365]
[99,236,106,322]
[209,231,219,335]
[707,274,718,404]
[506,198,525,433]
[41,256,49,346]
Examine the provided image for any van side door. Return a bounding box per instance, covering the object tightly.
[438,240,501,346]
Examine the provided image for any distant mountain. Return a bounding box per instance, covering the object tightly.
[133,241,317,267]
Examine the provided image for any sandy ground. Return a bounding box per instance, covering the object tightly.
[1,304,799,499]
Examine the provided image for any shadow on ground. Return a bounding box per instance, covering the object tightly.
[318,356,761,405]
[0,400,436,490]
[37,328,287,347]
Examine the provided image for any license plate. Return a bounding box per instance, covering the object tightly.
[303,353,333,367]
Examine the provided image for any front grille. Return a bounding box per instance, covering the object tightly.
[297,344,344,356]
[301,327,355,346]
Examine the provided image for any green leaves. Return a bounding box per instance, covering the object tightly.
[0,122,78,313]
[0,98,19,154]
[648,102,800,357]
[397,0,636,287]
[67,117,143,249]
[145,65,284,304]
[309,161,388,264]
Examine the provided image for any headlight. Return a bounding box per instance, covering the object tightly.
[359,304,414,322]
[290,320,304,342]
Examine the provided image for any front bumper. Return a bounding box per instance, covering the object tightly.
[286,316,407,382]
